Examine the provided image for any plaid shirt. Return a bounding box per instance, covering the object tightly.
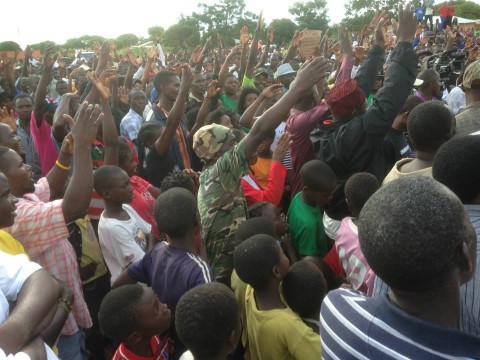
[120,108,144,142]
[6,178,92,335]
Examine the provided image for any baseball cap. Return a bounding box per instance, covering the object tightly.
[274,63,296,78]
[253,67,268,78]
[463,60,480,89]
[193,124,233,162]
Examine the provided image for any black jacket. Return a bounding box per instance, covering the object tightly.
[312,42,418,220]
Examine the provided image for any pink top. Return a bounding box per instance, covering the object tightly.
[30,113,58,176]
[335,217,375,296]
[129,175,159,238]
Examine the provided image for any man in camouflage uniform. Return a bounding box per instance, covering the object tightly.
[194,124,249,285]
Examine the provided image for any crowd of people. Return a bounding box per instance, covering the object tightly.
[1,2,480,359]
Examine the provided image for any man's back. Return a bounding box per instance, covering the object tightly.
[455,101,480,136]
[321,289,480,359]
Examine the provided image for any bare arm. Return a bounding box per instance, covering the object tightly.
[21,46,31,78]
[34,43,56,127]
[283,30,304,64]
[239,84,282,129]
[52,93,78,143]
[125,49,136,91]
[218,46,241,89]
[112,269,137,289]
[245,13,264,79]
[189,80,221,143]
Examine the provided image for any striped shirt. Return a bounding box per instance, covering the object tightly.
[320,289,480,359]
[373,204,480,337]
[6,178,92,335]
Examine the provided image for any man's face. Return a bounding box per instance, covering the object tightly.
[14,97,33,121]
[224,76,238,96]
[254,74,267,91]
[270,57,279,69]
[2,149,35,197]
[279,73,295,89]
[18,77,29,93]
[56,82,69,96]
[104,170,134,204]
[0,173,18,228]
[431,75,442,98]
[191,74,207,96]
[0,123,24,156]
[161,76,181,102]
[130,94,148,115]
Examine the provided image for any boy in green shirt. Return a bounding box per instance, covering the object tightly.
[288,160,336,258]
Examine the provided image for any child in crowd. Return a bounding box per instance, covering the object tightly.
[94,165,151,283]
[118,141,161,238]
[113,187,214,359]
[98,284,171,360]
[233,234,320,359]
[175,283,241,360]
[335,172,379,295]
[288,159,336,258]
[282,260,327,334]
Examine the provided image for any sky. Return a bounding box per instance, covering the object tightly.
[1,0,347,47]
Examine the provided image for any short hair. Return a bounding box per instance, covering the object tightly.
[235,217,276,246]
[399,94,424,113]
[417,69,439,88]
[300,160,336,191]
[344,172,379,212]
[248,201,269,218]
[93,165,126,196]
[138,122,161,148]
[206,109,228,126]
[98,284,145,343]
[13,93,32,107]
[118,141,133,165]
[176,283,238,359]
[153,71,177,92]
[154,187,198,238]
[160,171,195,194]
[55,79,67,88]
[237,87,260,115]
[358,176,470,292]
[128,88,146,103]
[233,234,280,290]
[407,101,454,153]
[282,260,327,318]
[433,135,480,204]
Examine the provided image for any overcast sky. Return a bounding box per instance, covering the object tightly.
[2,0,347,47]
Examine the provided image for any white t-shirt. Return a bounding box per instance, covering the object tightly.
[98,204,151,283]
[0,252,58,360]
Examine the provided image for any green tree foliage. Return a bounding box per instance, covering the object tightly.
[288,0,330,31]
[433,0,480,19]
[62,38,86,50]
[115,33,139,49]
[163,17,201,51]
[344,0,398,30]
[192,0,258,45]
[268,18,297,46]
[148,26,165,42]
[0,41,21,51]
[79,35,106,49]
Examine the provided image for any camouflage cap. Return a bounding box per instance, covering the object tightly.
[463,60,480,89]
[193,124,233,162]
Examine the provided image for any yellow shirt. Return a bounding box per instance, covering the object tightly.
[244,285,321,360]
[231,270,250,359]
[0,230,27,256]
[251,157,272,189]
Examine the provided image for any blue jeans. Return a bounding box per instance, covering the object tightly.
[57,329,89,360]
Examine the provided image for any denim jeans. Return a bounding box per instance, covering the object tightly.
[57,329,89,360]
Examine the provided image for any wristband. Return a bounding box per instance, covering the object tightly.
[55,160,71,171]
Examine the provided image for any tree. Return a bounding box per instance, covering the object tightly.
[0,41,21,51]
[115,33,139,49]
[163,17,201,51]
[432,0,480,19]
[192,0,258,45]
[268,18,298,46]
[62,38,86,50]
[79,35,106,49]
[29,41,57,52]
[344,0,398,30]
[289,0,330,31]
[148,26,165,42]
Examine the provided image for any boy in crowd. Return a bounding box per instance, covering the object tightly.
[383,101,455,183]
[335,172,379,295]
[94,165,151,283]
[113,187,213,359]
[321,176,480,358]
[288,159,336,258]
[282,260,327,334]
[233,234,320,359]
[99,284,171,360]
[175,283,241,360]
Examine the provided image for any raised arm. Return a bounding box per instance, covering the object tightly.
[239,26,249,81]
[141,47,158,90]
[239,84,282,129]
[245,13,264,79]
[52,93,79,143]
[125,48,136,91]
[154,65,193,156]
[189,79,221,142]
[256,28,274,69]
[218,45,241,88]
[62,102,104,223]
[34,43,56,127]
[283,29,304,65]
[245,58,331,159]
[21,46,31,78]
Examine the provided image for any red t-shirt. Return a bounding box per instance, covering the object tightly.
[129,175,159,238]
[439,5,447,17]
[112,335,169,360]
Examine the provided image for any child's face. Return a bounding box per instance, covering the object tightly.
[305,181,337,207]
[121,151,138,177]
[137,288,171,336]
[262,204,288,237]
[107,170,134,204]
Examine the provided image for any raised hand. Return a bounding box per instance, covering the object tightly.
[353,46,365,61]
[468,45,479,62]
[240,26,250,47]
[292,29,306,48]
[226,45,242,60]
[190,45,203,65]
[147,46,158,61]
[338,25,353,58]
[272,131,292,162]
[267,27,274,43]
[24,45,32,59]
[206,80,221,99]
[396,3,417,43]
[68,102,104,145]
[127,48,136,65]
[179,64,194,93]
[262,84,283,99]
[87,67,116,100]
[43,42,57,69]
[118,86,129,105]
[60,133,74,156]
[256,11,264,32]
[92,41,102,54]
[374,10,389,47]
[292,57,331,93]
[415,24,424,38]
[0,107,16,132]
